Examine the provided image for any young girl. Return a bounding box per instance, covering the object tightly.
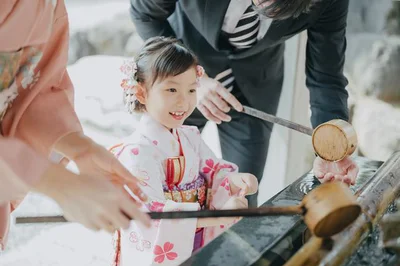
[111,37,258,266]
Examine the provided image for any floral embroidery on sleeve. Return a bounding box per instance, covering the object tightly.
[131,167,150,186]
[147,201,165,212]
[129,231,152,252]
[202,159,236,179]
[202,159,218,176]
[154,242,178,264]
[220,177,231,192]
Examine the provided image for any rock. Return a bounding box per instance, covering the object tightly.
[67,55,141,147]
[384,2,400,35]
[124,33,145,57]
[347,0,393,34]
[68,31,97,64]
[351,37,400,103]
[352,97,400,161]
[67,2,138,65]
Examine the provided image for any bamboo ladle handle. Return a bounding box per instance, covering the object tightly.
[15,183,361,238]
[241,106,358,162]
[15,205,304,223]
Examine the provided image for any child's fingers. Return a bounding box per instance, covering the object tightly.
[320,172,334,183]
[240,174,258,195]
[239,187,248,197]
[246,180,258,195]
[347,164,359,185]
[233,196,248,209]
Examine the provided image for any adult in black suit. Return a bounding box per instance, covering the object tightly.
[128,0,359,207]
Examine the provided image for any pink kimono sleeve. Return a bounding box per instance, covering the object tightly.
[1,1,82,156]
[116,144,200,266]
[195,129,239,210]
[0,137,49,250]
[0,137,49,203]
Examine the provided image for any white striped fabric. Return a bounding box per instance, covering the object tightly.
[216,5,260,92]
[227,5,260,50]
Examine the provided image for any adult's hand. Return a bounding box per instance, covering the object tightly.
[54,132,146,199]
[197,76,243,124]
[34,163,151,233]
[313,156,359,185]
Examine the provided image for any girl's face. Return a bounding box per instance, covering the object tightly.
[142,67,198,130]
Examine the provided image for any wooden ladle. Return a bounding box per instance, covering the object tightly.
[242,106,358,162]
[15,182,361,238]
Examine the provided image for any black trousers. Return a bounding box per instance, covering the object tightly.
[184,95,274,207]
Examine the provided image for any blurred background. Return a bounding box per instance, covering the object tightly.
[1,1,399,265]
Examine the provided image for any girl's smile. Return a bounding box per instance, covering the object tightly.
[169,111,186,120]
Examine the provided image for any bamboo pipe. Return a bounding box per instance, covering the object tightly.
[283,151,400,266]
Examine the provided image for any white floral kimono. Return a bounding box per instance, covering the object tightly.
[111,114,240,266]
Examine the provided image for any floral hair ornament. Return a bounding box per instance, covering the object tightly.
[120,58,139,113]
[196,65,205,80]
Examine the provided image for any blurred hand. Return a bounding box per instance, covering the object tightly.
[34,163,151,233]
[53,132,151,230]
[228,173,258,196]
[55,132,146,199]
[313,156,359,185]
[197,76,243,124]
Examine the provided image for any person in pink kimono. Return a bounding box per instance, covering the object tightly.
[0,0,151,251]
[111,37,259,266]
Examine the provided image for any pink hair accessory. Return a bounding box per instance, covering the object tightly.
[196,65,205,79]
[120,58,138,90]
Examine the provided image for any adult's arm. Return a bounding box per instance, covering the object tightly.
[306,0,350,128]
[130,0,178,39]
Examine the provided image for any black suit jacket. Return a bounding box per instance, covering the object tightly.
[129,0,349,128]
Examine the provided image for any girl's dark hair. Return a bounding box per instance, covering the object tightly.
[124,37,198,113]
[253,0,317,20]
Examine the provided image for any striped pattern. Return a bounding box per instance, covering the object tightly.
[227,5,260,50]
[217,5,260,92]
[215,68,235,92]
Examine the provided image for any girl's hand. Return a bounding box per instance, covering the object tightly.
[197,196,247,227]
[228,173,258,196]
[313,156,359,185]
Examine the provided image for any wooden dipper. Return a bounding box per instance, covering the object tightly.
[241,106,358,162]
[15,182,361,238]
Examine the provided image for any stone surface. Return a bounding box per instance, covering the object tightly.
[351,37,400,103]
[347,0,393,34]
[183,157,383,266]
[68,55,140,147]
[385,2,400,35]
[67,2,137,65]
[352,98,400,161]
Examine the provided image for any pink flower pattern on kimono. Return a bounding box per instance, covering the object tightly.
[154,242,178,263]
[131,148,140,155]
[148,201,165,212]
[202,159,236,179]
[129,231,151,252]
[147,201,165,228]
[218,163,236,172]
[202,159,219,179]
[219,177,231,192]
